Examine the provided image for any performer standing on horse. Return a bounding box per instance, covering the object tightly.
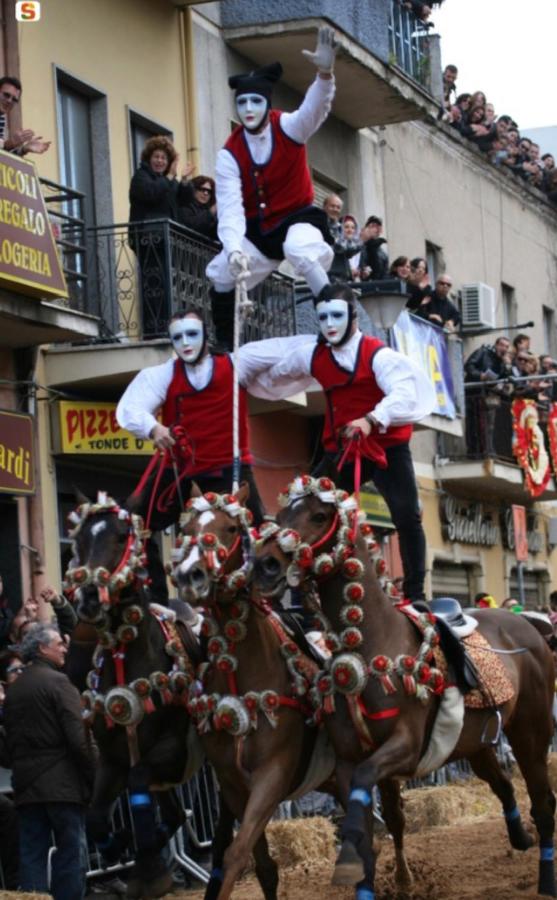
[207,25,338,347]
[116,305,311,600]
[254,284,436,602]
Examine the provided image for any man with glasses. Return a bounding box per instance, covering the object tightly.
[416,274,460,331]
[464,335,513,456]
[0,76,50,156]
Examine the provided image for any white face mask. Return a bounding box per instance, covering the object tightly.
[169,317,205,364]
[316,299,350,345]
[236,93,268,131]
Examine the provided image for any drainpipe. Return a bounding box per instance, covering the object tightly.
[177,5,200,173]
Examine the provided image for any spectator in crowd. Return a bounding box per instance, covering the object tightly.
[540,355,557,402]
[323,193,344,241]
[474,592,498,609]
[501,597,523,613]
[128,135,195,338]
[416,273,460,331]
[513,351,551,404]
[177,174,218,240]
[403,1,433,22]
[338,213,363,279]
[0,76,50,156]
[406,256,431,310]
[465,336,512,385]
[542,153,555,192]
[6,585,77,647]
[0,624,96,900]
[358,215,389,281]
[0,649,24,689]
[448,92,471,127]
[442,64,458,109]
[0,572,14,653]
[389,256,414,308]
[511,333,531,369]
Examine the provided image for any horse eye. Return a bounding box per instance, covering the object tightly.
[117,532,128,543]
[311,512,328,524]
[227,525,239,534]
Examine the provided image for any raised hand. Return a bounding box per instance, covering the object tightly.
[301,25,338,74]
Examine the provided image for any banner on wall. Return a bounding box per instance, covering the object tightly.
[0,410,35,495]
[53,401,155,455]
[391,311,456,419]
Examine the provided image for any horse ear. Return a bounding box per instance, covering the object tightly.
[124,490,144,515]
[191,481,202,498]
[73,486,89,505]
[237,481,250,506]
[314,458,338,486]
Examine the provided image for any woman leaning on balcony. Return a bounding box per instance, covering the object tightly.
[128,135,195,338]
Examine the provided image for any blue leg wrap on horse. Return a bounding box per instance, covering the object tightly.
[356,889,375,900]
[541,845,555,862]
[350,788,372,807]
[210,868,224,880]
[504,805,520,822]
[130,790,157,850]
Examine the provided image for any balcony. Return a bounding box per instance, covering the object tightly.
[221,0,439,129]
[436,391,557,502]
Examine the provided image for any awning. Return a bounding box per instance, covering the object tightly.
[360,489,394,529]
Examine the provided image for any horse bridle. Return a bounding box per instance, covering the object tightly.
[64,492,149,609]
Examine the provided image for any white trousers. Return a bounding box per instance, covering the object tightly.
[206,222,333,292]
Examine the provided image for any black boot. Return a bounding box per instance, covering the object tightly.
[210,288,235,351]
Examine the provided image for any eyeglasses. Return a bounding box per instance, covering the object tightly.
[7,665,24,675]
[517,357,529,362]
[196,186,211,194]
[1,91,19,104]
[438,281,452,287]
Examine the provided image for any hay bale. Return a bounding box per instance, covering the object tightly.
[0,894,51,899]
[255,816,337,870]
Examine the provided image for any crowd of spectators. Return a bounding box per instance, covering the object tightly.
[441,65,557,204]
[464,332,557,409]
[323,193,461,331]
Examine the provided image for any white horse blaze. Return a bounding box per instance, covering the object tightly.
[198,511,215,527]
[90,520,107,536]
[178,544,201,576]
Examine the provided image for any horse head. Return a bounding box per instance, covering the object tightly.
[172,482,253,605]
[64,491,149,625]
[254,474,364,596]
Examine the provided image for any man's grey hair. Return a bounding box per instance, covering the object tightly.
[19,623,60,663]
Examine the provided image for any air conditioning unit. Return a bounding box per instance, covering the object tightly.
[460,283,496,330]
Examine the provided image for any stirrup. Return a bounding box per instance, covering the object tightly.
[480,708,502,746]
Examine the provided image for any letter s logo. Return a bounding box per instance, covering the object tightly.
[16,1,41,21]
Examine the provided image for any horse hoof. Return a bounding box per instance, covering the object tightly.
[331,840,365,886]
[507,816,535,851]
[538,859,557,897]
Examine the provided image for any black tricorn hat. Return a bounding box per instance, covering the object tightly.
[228,62,283,101]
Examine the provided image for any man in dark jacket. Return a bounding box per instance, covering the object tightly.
[359,215,389,281]
[416,274,461,331]
[1,623,96,900]
[464,336,511,385]
[464,336,512,457]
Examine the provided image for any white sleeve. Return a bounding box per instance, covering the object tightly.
[280,75,335,144]
[215,148,246,257]
[116,360,174,439]
[238,336,318,400]
[371,348,436,430]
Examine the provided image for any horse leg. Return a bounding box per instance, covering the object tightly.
[127,763,173,899]
[252,831,279,900]
[333,758,378,900]
[217,765,289,900]
[378,778,413,895]
[506,716,557,897]
[204,800,236,900]
[86,762,129,865]
[333,732,421,893]
[467,746,534,851]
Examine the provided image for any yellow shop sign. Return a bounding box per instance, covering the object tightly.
[56,401,154,455]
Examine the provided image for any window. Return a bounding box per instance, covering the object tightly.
[501,283,516,330]
[425,241,441,285]
[543,305,555,356]
[128,109,173,173]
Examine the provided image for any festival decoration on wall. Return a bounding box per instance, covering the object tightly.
[511,398,551,497]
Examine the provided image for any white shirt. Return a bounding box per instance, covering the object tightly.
[116,336,316,439]
[216,75,335,257]
[255,330,437,430]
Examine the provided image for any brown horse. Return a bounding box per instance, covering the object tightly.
[253,475,556,899]
[173,484,335,900]
[65,491,204,897]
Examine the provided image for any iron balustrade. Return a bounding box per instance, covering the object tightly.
[39,177,88,308]
[388,0,432,87]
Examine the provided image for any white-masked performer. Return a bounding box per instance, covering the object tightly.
[207,26,338,347]
[117,306,313,600]
[254,284,437,603]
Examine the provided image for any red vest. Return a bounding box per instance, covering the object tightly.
[224,109,314,233]
[310,336,412,457]
[161,355,252,475]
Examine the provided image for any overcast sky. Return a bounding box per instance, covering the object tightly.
[433,1,556,130]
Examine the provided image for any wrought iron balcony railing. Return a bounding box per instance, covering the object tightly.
[388,0,432,87]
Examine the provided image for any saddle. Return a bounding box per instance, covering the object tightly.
[413,598,480,694]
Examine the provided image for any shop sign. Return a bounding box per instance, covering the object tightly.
[56,401,154,455]
[440,495,499,546]
[0,410,35,495]
[0,149,67,299]
[502,506,542,556]
[360,490,394,528]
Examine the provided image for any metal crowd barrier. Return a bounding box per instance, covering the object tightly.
[0,735,537,891]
